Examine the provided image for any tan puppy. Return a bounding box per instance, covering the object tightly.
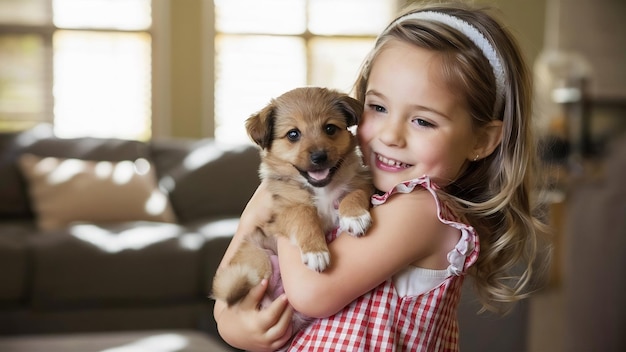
[212,87,373,308]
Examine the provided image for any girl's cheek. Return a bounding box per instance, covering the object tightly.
[357,118,373,142]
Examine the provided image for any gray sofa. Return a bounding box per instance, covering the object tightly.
[0,124,260,349]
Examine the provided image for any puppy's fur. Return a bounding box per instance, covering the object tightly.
[212,87,373,309]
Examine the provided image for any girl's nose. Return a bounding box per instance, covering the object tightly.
[378,120,405,147]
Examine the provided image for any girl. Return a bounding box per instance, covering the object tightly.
[214,1,550,351]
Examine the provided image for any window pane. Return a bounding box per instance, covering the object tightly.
[53,0,151,30]
[308,0,392,35]
[215,35,306,144]
[0,0,49,25]
[0,34,47,130]
[310,38,375,93]
[53,30,151,140]
[215,0,305,34]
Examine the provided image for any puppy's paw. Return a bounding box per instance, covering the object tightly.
[301,250,330,272]
[339,211,372,237]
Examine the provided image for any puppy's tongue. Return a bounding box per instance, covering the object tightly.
[308,169,330,181]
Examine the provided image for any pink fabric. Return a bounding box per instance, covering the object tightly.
[265,253,313,336]
[283,176,479,351]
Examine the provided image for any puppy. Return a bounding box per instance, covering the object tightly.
[212,87,373,311]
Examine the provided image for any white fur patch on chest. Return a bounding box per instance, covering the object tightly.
[312,184,349,232]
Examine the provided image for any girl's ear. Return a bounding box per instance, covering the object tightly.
[470,120,503,161]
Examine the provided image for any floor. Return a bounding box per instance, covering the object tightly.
[0,330,233,352]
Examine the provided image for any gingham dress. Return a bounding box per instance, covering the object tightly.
[284,176,479,351]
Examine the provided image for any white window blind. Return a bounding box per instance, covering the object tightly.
[0,0,152,140]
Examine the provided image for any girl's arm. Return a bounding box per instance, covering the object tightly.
[278,189,459,318]
[213,182,294,351]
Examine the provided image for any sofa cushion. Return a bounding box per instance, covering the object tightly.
[150,138,261,223]
[18,154,177,231]
[0,124,152,219]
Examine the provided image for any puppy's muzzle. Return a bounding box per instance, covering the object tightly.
[297,150,340,188]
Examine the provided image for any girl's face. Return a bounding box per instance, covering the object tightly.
[358,40,479,192]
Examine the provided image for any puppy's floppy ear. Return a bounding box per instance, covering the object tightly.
[335,95,363,127]
[245,104,275,149]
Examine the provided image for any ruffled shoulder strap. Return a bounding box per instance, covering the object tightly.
[371,176,480,274]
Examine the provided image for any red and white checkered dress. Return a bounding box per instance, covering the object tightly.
[284,176,479,351]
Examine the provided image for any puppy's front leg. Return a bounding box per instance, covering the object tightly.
[338,187,372,236]
[274,204,330,272]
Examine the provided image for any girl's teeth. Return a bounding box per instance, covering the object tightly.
[377,154,408,168]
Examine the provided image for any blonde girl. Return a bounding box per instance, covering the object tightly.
[214,1,550,351]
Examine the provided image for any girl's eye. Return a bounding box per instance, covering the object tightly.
[287,129,301,141]
[368,104,386,113]
[414,118,435,128]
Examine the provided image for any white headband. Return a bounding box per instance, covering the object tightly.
[383,11,505,112]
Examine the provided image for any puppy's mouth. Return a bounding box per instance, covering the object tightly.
[296,162,341,188]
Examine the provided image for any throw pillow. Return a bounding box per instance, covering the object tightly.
[18,154,177,231]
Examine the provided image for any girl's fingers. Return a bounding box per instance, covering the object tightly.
[265,295,292,332]
[265,295,294,349]
[240,278,268,310]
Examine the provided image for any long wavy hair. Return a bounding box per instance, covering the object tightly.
[354,1,551,313]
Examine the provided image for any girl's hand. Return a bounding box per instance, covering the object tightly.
[215,278,294,352]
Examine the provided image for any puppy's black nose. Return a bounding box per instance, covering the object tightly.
[310,151,328,165]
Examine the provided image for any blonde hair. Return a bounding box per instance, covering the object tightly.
[354,1,551,313]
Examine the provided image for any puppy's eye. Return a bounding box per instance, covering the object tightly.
[286,129,301,141]
[324,124,338,136]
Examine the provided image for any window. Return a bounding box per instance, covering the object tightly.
[0,0,397,142]
[0,0,152,140]
[213,0,396,144]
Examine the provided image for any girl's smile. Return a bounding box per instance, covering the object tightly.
[375,153,412,171]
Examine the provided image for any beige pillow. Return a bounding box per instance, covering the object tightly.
[18,154,177,231]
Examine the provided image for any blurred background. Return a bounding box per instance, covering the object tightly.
[1,0,624,145]
[0,0,625,351]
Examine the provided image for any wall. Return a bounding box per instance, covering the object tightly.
[153,0,213,139]
[555,0,626,101]
[475,0,547,67]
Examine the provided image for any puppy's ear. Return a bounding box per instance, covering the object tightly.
[245,104,275,149]
[335,95,363,127]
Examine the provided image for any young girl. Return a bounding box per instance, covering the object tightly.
[214,1,549,351]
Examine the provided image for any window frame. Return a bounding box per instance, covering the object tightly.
[0,0,163,140]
